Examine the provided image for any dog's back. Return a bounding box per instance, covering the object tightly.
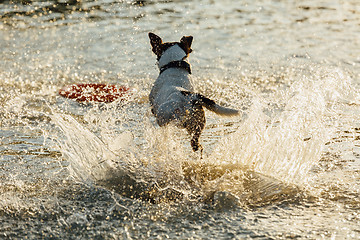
[150,69,193,101]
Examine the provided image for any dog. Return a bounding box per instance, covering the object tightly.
[148,32,239,152]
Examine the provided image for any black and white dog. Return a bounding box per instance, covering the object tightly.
[148,33,239,152]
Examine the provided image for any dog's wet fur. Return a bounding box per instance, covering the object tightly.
[148,33,239,152]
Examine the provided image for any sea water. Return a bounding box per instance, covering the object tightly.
[1,0,360,239]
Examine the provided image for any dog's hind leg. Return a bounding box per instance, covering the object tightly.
[190,130,204,160]
[185,105,205,153]
[190,130,202,152]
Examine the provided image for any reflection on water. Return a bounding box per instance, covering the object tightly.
[0,0,149,28]
[1,0,360,239]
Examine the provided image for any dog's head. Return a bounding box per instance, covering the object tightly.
[148,32,193,61]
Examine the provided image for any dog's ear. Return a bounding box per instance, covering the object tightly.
[180,36,193,54]
[149,32,163,56]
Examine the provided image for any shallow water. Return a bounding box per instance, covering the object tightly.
[1,0,360,239]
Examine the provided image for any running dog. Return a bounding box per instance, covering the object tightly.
[148,32,239,152]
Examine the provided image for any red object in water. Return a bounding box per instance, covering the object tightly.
[59,83,130,103]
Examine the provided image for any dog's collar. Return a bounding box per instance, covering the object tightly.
[159,60,192,74]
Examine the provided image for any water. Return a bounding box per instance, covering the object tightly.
[1,0,360,239]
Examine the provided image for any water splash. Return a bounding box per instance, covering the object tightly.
[210,67,356,184]
[48,66,357,206]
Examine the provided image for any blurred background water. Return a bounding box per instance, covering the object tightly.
[1,0,360,239]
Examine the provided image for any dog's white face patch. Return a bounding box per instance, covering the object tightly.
[158,44,188,68]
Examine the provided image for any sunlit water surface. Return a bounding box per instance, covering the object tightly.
[1,0,360,239]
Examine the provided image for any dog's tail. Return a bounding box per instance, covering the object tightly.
[197,94,239,116]
[181,90,239,116]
